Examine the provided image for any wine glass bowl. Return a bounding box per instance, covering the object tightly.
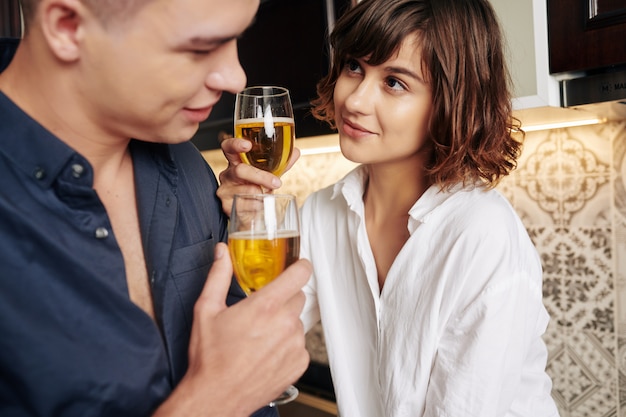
[234,86,295,176]
[228,194,300,294]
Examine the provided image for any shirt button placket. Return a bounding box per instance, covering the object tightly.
[70,161,108,240]
[33,167,46,180]
[94,227,109,239]
[71,163,85,179]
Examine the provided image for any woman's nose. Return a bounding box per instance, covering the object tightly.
[344,78,375,114]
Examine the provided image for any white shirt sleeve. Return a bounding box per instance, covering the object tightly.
[424,272,554,416]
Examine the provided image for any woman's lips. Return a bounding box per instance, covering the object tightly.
[341,118,374,138]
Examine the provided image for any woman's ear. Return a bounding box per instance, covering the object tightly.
[39,0,88,62]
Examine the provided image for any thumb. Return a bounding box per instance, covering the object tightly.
[197,242,234,315]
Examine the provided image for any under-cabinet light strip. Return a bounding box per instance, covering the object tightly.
[522,117,605,132]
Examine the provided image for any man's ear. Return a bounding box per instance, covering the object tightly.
[39,0,88,62]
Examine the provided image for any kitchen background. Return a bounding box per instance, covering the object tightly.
[203,117,626,417]
[4,0,624,414]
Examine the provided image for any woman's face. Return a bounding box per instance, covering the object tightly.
[333,34,433,166]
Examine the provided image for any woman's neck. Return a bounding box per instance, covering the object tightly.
[363,156,432,222]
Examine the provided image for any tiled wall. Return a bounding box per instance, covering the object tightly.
[203,120,626,416]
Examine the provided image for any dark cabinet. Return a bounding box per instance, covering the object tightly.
[0,0,21,73]
[191,0,352,151]
[0,0,21,38]
[548,0,626,74]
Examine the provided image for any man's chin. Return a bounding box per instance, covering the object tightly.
[138,124,200,145]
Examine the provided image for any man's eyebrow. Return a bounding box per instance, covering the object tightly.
[188,35,238,47]
[187,16,258,47]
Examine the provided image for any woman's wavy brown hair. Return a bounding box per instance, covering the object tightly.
[312,0,523,189]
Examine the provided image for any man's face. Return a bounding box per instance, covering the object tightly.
[77,0,259,144]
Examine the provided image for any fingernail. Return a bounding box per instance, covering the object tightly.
[271,178,281,188]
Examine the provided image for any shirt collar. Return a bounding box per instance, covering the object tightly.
[0,90,82,189]
[330,165,465,234]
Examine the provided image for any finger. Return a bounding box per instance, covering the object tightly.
[284,147,301,173]
[221,137,251,164]
[216,182,266,216]
[220,163,282,191]
[196,243,234,315]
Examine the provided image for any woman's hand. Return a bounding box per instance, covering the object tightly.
[217,137,301,217]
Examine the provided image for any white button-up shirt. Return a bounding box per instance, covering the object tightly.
[300,166,559,417]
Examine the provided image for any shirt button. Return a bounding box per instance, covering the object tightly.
[94,227,109,239]
[150,271,156,285]
[33,167,46,180]
[71,164,85,178]
[165,196,171,207]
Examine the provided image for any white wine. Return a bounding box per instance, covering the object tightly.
[228,230,300,294]
[235,117,295,176]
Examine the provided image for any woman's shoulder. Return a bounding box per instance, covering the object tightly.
[441,186,520,229]
[301,183,340,223]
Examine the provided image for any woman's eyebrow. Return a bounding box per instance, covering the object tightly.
[385,65,426,83]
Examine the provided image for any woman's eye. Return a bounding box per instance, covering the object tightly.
[386,77,406,91]
[345,59,362,74]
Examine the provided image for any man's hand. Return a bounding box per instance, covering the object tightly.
[217,137,301,216]
[154,243,311,416]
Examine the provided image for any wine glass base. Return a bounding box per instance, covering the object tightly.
[269,384,299,407]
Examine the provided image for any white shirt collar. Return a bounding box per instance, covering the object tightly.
[330,165,466,234]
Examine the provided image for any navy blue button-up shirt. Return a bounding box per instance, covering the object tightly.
[0,91,276,417]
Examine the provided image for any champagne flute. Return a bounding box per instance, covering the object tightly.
[234,86,295,176]
[228,193,301,406]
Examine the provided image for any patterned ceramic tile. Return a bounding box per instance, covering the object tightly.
[617,215,626,417]
[564,124,612,174]
[517,128,552,172]
[568,182,612,228]
[548,337,617,417]
[515,128,611,227]
[511,178,560,227]
[613,123,626,417]
[614,122,626,221]
[530,225,617,417]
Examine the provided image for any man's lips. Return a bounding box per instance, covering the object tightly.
[183,105,214,123]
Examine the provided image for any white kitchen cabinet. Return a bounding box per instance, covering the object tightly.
[490,0,603,127]
[489,0,559,110]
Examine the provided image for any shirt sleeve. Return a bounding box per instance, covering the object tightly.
[298,199,321,333]
[424,270,553,416]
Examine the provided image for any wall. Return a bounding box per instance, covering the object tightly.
[203,120,626,417]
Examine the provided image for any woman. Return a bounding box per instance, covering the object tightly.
[219,0,559,415]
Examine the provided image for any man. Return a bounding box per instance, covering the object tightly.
[0,0,310,416]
